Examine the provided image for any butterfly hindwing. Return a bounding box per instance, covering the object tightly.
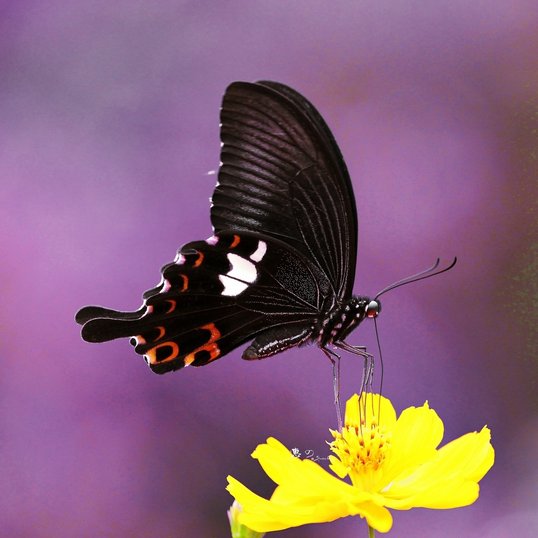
[77,232,329,373]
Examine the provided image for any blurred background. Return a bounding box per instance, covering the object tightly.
[1,1,537,536]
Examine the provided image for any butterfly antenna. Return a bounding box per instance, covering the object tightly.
[374,257,457,300]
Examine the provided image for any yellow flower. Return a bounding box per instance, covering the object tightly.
[226,393,494,534]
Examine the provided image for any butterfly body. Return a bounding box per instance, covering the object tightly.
[76,80,378,374]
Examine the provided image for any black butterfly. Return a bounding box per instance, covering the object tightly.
[76,81,383,375]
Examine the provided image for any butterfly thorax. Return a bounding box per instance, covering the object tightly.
[316,296,379,347]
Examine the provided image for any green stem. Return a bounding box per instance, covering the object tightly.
[368,525,375,538]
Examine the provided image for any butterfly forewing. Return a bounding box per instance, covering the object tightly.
[211,81,358,298]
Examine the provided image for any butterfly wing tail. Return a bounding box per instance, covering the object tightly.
[75,305,146,325]
[76,300,272,374]
[76,306,147,343]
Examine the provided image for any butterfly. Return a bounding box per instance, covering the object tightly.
[76,81,382,375]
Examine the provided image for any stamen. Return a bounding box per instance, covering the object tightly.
[330,409,392,486]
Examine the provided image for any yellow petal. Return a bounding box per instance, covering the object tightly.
[381,401,443,482]
[442,427,495,482]
[328,454,349,479]
[346,393,397,430]
[382,426,494,509]
[250,437,297,485]
[252,438,357,498]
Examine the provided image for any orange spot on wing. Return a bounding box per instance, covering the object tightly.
[154,326,165,341]
[194,251,204,267]
[183,323,222,365]
[230,234,241,248]
[201,322,221,342]
[179,274,189,292]
[145,341,179,365]
[165,300,176,314]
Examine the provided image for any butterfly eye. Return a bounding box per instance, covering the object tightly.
[366,300,381,318]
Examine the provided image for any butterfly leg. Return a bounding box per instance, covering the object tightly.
[321,346,343,431]
[334,341,375,398]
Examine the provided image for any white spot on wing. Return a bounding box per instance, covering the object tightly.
[250,240,267,262]
[206,235,219,245]
[218,253,258,296]
[219,275,248,296]
[227,253,256,283]
[175,253,186,265]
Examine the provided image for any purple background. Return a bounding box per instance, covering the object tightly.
[2,2,537,537]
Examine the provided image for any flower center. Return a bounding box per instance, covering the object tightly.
[330,414,392,488]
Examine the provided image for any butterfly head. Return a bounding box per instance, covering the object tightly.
[365,299,381,319]
[347,296,381,322]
